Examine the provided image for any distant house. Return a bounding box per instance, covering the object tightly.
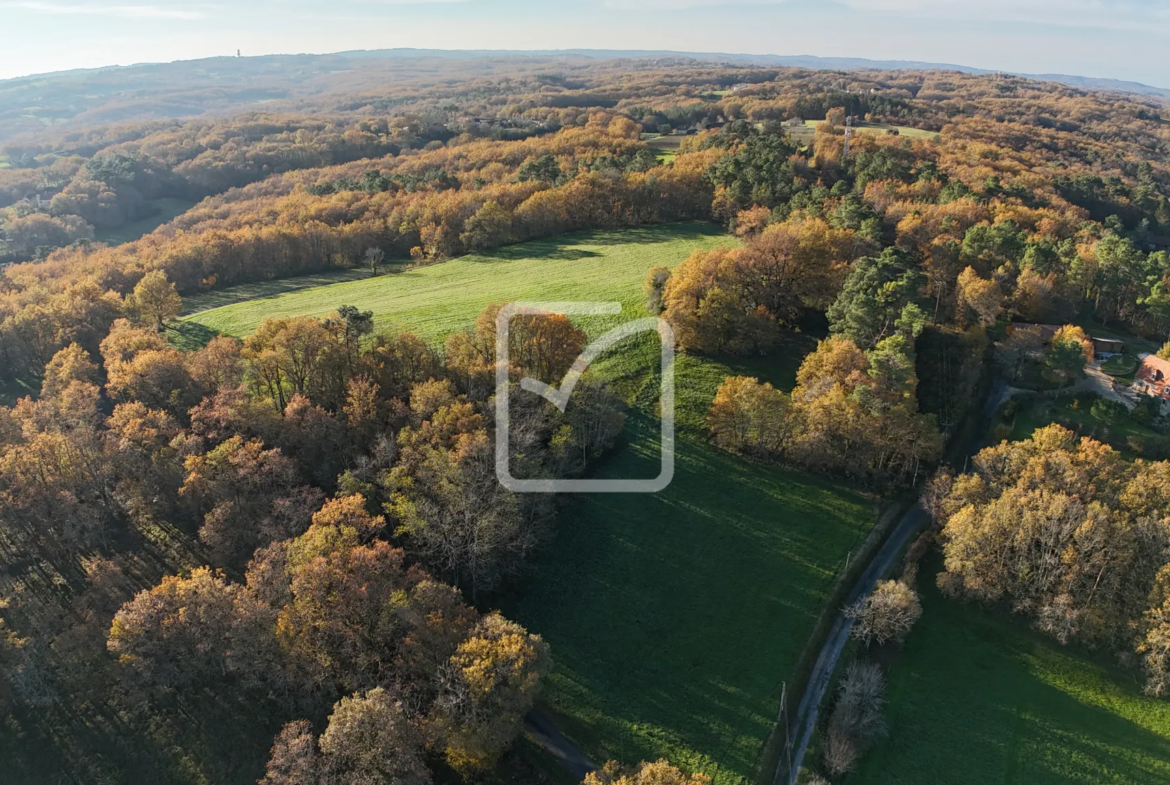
[1135,354,1170,412]
[1007,323,1062,342]
[1091,337,1126,355]
[17,191,55,209]
[1007,323,1125,357]
[730,83,751,92]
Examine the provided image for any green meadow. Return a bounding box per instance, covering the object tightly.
[850,563,1170,785]
[181,223,877,783]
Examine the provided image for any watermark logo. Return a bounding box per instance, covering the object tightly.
[495,302,675,493]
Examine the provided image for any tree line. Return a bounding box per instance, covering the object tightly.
[0,273,626,780]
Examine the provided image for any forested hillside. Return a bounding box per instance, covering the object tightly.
[2,54,1170,785]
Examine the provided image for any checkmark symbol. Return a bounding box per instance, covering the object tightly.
[495,302,676,493]
[518,318,666,412]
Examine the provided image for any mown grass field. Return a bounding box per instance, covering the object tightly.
[182,223,877,783]
[800,120,940,139]
[786,121,940,147]
[181,223,729,344]
[849,562,1170,785]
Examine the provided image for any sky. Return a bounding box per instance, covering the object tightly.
[1,0,1167,86]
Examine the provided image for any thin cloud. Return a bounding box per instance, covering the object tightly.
[602,0,1170,31]
[840,0,1170,31]
[5,1,209,19]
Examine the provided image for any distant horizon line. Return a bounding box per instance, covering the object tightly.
[4,46,1167,97]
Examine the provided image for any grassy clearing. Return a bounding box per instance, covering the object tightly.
[181,223,730,345]
[0,371,40,406]
[799,120,940,140]
[183,223,875,783]
[93,197,196,246]
[848,561,1170,785]
[502,409,872,784]
[645,135,683,164]
[995,394,1163,458]
[1102,354,1140,377]
[181,267,404,315]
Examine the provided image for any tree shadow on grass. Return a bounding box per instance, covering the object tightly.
[501,414,872,784]
[470,223,727,264]
[180,267,394,315]
[854,560,1170,785]
[168,320,221,351]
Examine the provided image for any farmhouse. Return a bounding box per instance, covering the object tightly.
[1134,354,1170,412]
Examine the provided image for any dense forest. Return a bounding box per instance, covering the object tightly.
[2,54,1170,784]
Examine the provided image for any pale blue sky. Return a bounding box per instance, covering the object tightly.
[1,0,1166,85]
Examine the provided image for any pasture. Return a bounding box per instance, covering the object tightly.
[180,223,730,344]
[181,223,877,783]
[849,563,1170,785]
[786,121,941,146]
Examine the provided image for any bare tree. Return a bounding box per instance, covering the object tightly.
[823,660,887,777]
[363,247,385,276]
[846,580,923,647]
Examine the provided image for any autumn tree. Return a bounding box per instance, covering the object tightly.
[661,216,858,354]
[41,343,98,399]
[276,498,423,689]
[1139,575,1170,697]
[431,613,550,773]
[107,567,278,691]
[318,687,430,785]
[460,201,513,251]
[127,270,182,330]
[1045,325,1093,387]
[365,330,441,400]
[261,721,321,785]
[955,266,1003,327]
[186,335,245,393]
[585,760,712,785]
[936,426,1170,652]
[100,318,193,410]
[243,316,346,412]
[660,246,775,354]
[386,400,530,598]
[707,376,790,455]
[784,335,941,484]
[180,435,308,565]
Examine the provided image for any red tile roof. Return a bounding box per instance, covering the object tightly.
[1137,355,1170,399]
